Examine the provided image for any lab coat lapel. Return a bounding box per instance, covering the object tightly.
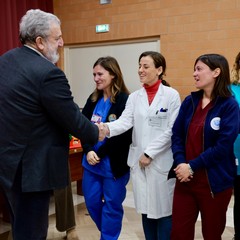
[139,87,150,111]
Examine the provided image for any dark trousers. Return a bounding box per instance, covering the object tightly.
[2,166,51,240]
[142,214,172,240]
[171,170,232,240]
[54,184,76,232]
[234,175,240,240]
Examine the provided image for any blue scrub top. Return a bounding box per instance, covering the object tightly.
[82,96,113,177]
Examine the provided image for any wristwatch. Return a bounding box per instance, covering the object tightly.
[144,153,152,160]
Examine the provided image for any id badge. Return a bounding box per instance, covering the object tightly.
[148,114,167,128]
[148,116,161,127]
[91,114,102,123]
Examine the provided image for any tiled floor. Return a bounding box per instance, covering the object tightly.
[0,182,235,240]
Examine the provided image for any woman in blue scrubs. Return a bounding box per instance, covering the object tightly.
[81,56,132,240]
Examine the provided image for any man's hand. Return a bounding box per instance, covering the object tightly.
[96,122,109,141]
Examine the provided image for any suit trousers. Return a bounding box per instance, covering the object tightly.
[2,165,51,240]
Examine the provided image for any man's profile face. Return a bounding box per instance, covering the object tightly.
[42,22,64,64]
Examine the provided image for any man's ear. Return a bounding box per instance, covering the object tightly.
[35,36,45,51]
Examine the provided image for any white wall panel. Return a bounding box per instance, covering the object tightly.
[64,39,159,108]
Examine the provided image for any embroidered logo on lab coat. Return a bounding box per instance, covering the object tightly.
[108,114,117,122]
[210,117,221,130]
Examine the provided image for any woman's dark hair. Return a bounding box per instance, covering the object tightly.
[91,56,130,103]
[138,51,170,86]
[194,53,232,99]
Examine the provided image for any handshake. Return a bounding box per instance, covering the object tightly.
[96,122,110,141]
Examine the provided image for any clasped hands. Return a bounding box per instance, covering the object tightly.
[96,122,110,141]
[174,163,193,182]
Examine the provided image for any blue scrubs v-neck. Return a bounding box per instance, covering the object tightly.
[82,97,113,177]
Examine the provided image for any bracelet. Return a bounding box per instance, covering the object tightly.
[188,164,194,175]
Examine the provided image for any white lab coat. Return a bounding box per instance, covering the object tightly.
[107,84,181,219]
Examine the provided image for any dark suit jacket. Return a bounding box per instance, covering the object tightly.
[82,92,132,178]
[0,46,98,192]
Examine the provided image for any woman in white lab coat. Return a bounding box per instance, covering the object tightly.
[105,51,181,240]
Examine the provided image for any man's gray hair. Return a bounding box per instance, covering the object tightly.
[19,9,61,44]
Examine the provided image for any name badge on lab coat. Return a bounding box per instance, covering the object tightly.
[148,114,167,127]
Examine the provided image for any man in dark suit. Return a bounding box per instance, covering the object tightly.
[0,9,100,240]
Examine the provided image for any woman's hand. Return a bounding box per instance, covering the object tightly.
[139,154,152,168]
[174,163,193,182]
[86,151,100,165]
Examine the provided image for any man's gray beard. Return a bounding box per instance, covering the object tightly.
[48,52,59,64]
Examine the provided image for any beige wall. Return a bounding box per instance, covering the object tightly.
[54,0,240,100]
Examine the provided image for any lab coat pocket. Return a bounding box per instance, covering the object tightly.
[148,112,168,130]
[150,161,169,176]
[127,144,142,168]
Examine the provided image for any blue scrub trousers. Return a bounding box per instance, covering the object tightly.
[82,169,130,240]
